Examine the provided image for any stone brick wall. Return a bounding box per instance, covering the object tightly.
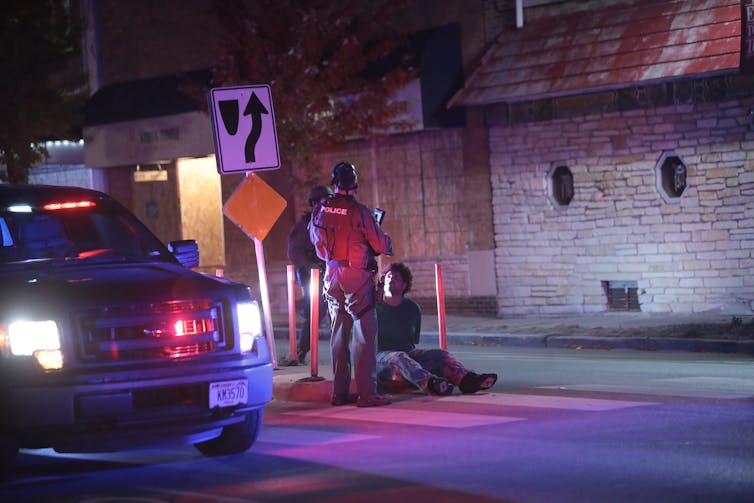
[489,97,754,315]
[413,296,497,316]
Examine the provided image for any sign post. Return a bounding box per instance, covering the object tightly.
[254,236,276,368]
[223,173,287,369]
[211,84,285,368]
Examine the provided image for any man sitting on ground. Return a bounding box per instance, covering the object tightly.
[376,262,498,395]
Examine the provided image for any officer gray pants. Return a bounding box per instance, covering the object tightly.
[323,266,378,399]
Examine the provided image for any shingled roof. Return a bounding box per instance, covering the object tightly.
[449,0,742,107]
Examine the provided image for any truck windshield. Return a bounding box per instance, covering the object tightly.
[0,201,170,264]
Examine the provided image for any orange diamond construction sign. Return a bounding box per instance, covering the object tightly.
[223,173,287,241]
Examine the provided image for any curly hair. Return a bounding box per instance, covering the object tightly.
[379,262,413,294]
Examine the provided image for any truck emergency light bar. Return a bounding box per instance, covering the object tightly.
[42,201,96,211]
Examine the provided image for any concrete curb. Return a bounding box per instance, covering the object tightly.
[272,327,754,355]
[431,332,547,348]
[421,332,754,354]
[271,365,349,403]
[546,335,754,354]
[273,375,333,402]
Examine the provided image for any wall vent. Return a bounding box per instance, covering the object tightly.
[603,280,640,311]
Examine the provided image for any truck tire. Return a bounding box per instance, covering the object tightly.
[194,410,262,457]
[0,436,18,479]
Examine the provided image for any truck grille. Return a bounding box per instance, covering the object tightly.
[76,299,228,363]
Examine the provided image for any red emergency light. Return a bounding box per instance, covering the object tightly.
[173,318,215,337]
[42,200,96,211]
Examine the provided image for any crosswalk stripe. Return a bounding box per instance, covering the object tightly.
[283,406,524,428]
[278,392,657,430]
[260,428,380,446]
[439,393,652,411]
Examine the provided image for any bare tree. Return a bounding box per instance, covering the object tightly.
[209,0,416,187]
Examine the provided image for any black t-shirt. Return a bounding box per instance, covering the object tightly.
[376,297,422,352]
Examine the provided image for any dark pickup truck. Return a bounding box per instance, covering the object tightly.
[0,184,273,476]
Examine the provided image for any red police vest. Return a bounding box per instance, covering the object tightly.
[309,194,392,271]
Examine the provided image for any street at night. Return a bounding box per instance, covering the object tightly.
[2,1,754,502]
[2,344,752,502]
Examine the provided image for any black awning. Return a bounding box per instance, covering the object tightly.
[84,69,212,127]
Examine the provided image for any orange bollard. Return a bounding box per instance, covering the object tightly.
[296,268,325,383]
[309,267,320,377]
[286,265,298,361]
[434,263,447,350]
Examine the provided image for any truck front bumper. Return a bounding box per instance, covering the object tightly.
[6,361,273,452]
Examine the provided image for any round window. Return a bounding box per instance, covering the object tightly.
[655,151,687,203]
[547,165,574,207]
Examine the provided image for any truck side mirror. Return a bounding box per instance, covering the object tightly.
[168,239,200,268]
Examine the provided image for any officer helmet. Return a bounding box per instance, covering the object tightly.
[307,185,332,206]
[331,161,358,190]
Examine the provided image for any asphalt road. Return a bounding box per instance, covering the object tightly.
[2,345,752,503]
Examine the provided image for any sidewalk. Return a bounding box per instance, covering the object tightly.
[272,311,754,355]
[419,311,754,353]
[269,311,754,402]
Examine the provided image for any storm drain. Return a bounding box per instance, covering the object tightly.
[603,280,640,311]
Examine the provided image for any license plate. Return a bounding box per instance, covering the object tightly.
[209,379,248,408]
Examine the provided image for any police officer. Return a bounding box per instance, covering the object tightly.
[309,161,393,407]
[287,185,332,364]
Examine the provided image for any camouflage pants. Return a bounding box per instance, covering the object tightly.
[376,348,469,393]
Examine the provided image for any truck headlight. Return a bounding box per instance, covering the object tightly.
[8,320,63,370]
[236,302,262,353]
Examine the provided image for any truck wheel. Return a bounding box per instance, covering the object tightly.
[0,436,18,479]
[194,410,262,457]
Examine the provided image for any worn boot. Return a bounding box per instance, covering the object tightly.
[427,376,454,395]
[459,372,498,393]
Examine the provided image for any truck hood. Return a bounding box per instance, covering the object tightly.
[0,259,248,318]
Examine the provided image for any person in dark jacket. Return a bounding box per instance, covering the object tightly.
[309,161,393,407]
[287,185,332,364]
[376,262,498,395]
